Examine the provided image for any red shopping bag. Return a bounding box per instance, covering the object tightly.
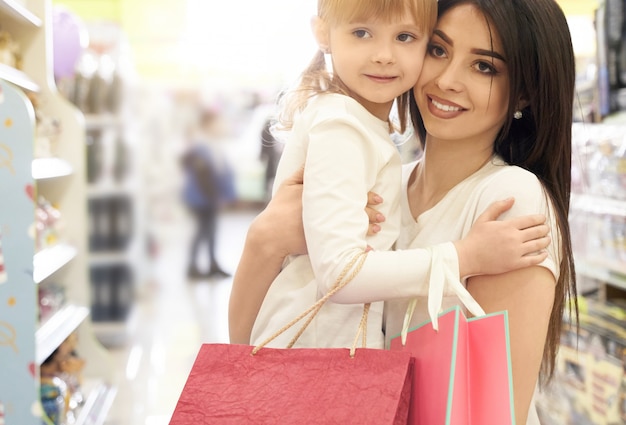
[389,305,515,425]
[169,344,414,424]
[170,253,414,424]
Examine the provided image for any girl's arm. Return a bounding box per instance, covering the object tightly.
[227,167,550,343]
[366,193,551,276]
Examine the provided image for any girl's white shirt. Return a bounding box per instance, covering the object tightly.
[251,93,461,348]
[251,93,402,348]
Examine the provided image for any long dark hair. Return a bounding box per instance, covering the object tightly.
[410,0,578,385]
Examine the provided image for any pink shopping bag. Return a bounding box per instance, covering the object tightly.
[389,305,515,425]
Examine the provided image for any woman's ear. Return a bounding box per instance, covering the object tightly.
[311,15,330,53]
[516,95,529,111]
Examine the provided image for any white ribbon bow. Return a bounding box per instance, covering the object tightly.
[401,246,486,345]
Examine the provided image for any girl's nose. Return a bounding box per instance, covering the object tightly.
[372,43,395,65]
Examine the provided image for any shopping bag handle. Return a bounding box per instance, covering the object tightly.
[401,246,486,344]
[252,251,369,357]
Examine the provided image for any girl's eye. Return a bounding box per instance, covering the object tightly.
[353,29,371,39]
[475,61,497,75]
[397,33,416,43]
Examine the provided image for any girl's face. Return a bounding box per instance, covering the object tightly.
[327,14,428,120]
[413,4,510,146]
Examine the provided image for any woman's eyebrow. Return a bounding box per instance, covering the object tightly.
[472,48,505,62]
[432,29,451,44]
[432,29,505,62]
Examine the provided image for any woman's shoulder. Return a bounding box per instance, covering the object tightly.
[467,158,551,219]
[476,158,544,196]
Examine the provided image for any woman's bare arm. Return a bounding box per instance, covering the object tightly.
[467,267,555,425]
[228,168,306,344]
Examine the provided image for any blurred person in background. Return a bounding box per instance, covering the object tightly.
[181,107,236,280]
[259,117,284,202]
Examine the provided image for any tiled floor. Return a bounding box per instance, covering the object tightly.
[103,206,261,425]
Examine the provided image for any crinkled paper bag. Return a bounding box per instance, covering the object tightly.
[170,343,414,424]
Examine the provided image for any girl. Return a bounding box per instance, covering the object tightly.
[232,0,551,350]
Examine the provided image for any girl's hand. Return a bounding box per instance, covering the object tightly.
[366,191,386,236]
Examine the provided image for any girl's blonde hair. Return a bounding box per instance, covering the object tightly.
[276,0,437,134]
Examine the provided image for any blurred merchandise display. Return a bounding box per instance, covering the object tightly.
[40,333,87,425]
[0,3,116,424]
[536,123,626,423]
[570,123,626,289]
[537,298,626,425]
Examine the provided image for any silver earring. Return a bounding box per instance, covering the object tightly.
[513,110,522,119]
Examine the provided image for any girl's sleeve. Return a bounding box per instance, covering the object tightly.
[302,115,455,303]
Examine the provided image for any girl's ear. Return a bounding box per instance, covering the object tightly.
[311,15,330,53]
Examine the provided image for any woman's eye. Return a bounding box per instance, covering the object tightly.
[475,61,497,75]
[428,44,446,58]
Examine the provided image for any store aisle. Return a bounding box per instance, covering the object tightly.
[103,206,261,425]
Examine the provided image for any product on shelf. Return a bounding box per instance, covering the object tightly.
[27,92,62,159]
[0,30,22,69]
[91,263,134,323]
[40,333,86,425]
[572,123,626,199]
[33,196,65,252]
[88,195,134,252]
[38,282,66,323]
[40,373,68,425]
[60,48,125,115]
[85,129,104,184]
[536,297,626,425]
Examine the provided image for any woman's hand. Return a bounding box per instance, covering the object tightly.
[365,191,386,236]
[256,166,307,257]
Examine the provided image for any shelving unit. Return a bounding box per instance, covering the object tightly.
[31,157,73,179]
[569,123,626,298]
[84,111,139,347]
[76,46,144,347]
[570,192,626,291]
[0,0,115,424]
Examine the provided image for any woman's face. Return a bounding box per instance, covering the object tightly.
[413,3,510,146]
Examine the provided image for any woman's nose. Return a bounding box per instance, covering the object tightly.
[435,62,464,92]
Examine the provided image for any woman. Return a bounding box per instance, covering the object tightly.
[230,0,577,423]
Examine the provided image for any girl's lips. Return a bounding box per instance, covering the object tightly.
[366,74,397,83]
